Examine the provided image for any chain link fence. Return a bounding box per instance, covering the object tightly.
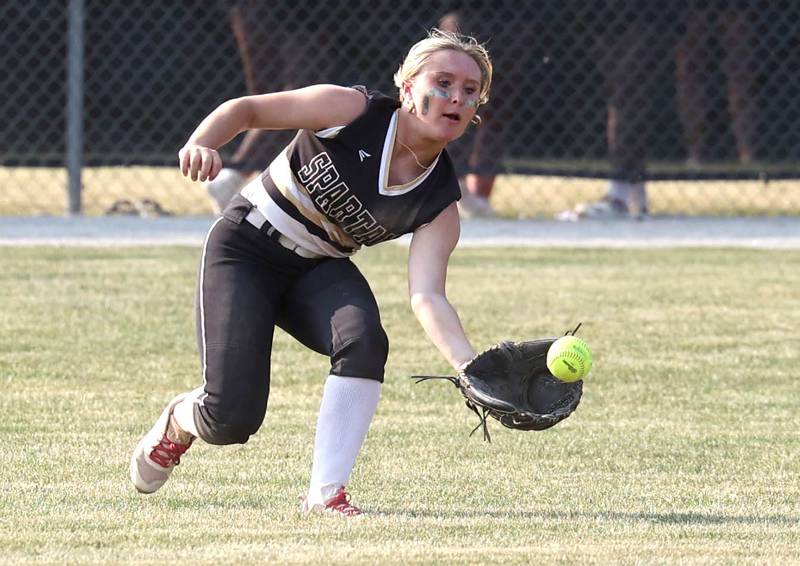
[2,1,799,218]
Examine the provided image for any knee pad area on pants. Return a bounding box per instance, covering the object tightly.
[193,400,266,445]
[330,331,389,382]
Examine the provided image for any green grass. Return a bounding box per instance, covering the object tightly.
[1,245,799,564]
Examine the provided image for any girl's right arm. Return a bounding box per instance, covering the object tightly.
[178,84,367,182]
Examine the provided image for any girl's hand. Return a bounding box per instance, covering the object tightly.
[178,144,223,182]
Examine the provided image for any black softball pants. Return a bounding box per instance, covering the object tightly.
[191,197,389,445]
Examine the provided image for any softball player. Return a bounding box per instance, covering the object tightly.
[130,29,492,516]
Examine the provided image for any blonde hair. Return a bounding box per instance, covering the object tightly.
[393,28,492,106]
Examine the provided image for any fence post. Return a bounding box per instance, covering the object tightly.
[66,0,85,216]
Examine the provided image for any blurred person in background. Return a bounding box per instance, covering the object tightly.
[438,6,512,219]
[675,2,757,167]
[560,2,757,220]
[204,0,338,213]
[559,3,676,220]
[130,29,492,517]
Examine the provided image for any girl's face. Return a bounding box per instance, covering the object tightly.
[404,49,482,143]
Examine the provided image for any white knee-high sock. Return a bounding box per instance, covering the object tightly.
[306,375,381,506]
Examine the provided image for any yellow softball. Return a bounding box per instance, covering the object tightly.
[546,336,593,382]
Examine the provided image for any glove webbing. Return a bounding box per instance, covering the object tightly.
[465,401,492,443]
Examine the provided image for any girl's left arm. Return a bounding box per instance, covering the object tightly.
[408,202,476,371]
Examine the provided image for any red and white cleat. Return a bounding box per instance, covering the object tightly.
[301,486,364,517]
[129,393,194,494]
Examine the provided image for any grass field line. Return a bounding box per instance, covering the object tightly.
[1,215,799,249]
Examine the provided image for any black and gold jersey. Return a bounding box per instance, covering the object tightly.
[240,87,461,258]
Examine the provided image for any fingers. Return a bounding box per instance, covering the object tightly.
[178,147,191,177]
[177,146,223,182]
[197,150,214,182]
[207,151,223,182]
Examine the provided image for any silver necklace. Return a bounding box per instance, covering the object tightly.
[397,139,432,171]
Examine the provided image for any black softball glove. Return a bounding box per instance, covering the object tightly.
[413,337,583,441]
